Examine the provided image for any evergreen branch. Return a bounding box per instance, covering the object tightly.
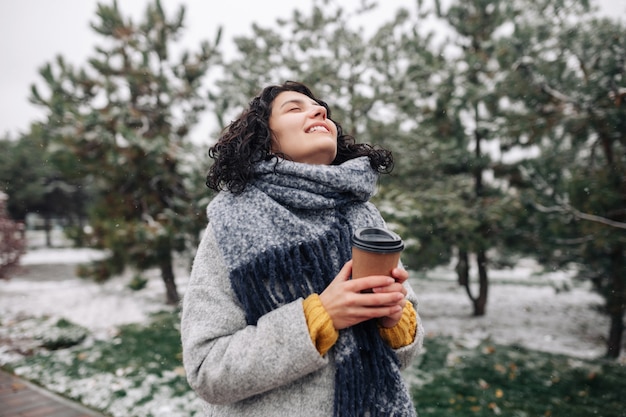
[539,82,575,104]
[533,201,626,230]
[566,205,626,230]
[553,235,594,245]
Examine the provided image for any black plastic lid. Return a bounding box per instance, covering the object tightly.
[351,227,404,253]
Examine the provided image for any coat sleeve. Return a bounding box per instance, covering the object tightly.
[393,278,424,369]
[181,225,328,405]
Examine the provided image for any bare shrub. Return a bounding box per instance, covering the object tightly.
[0,192,26,279]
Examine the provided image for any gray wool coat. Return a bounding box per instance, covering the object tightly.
[181,224,424,416]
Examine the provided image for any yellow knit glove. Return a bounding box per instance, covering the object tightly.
[378,301,417,349]
[303,294,339,356]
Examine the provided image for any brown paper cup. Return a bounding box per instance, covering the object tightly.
[351,227,404,279]
[351,247,402,279]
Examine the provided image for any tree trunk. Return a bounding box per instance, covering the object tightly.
[458,251,489,316]
[474,249,489,316]
[470,106,489,317]
[456,249,469,286]
[606,245,625,358]
[76,215,85,247]
[44,214,52,247]
[160,252,179,305]
[607,313,624,358]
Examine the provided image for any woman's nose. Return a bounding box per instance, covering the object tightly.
[311,105,327,119]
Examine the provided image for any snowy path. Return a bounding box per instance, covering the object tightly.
[1,248,183,339]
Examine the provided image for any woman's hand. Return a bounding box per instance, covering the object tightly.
[319,261,406,330]
[375,267,408,328]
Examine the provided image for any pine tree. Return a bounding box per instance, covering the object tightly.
[0,130,84,247]
[30,0,221,304]
[373,0,529,316]
[496,0,626,357]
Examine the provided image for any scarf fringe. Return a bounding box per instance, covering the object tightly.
[231,222,351,325]
[334,321,415,417]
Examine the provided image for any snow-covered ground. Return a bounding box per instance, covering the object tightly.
[2,247,184,340]
[2,246,622,362]
[418,270,611,359]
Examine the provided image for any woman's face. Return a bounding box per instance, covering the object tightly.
[268,91,338,165]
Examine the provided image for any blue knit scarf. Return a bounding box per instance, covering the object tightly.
[207,157,416,417]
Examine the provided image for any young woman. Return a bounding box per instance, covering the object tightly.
[181,81,424,416]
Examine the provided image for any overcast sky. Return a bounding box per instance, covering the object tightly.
[0,0,623,143]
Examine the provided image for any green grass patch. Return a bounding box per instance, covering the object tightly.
[3,312,625,417]
[4,309,199,416]
[413,336,626,417]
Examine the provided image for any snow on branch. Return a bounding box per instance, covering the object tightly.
[533,201,626,230]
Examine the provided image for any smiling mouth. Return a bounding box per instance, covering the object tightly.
[306,125,330,133]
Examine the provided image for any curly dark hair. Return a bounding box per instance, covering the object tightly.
[206,81,393,194]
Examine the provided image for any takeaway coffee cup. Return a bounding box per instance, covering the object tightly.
[351,227,404,279]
